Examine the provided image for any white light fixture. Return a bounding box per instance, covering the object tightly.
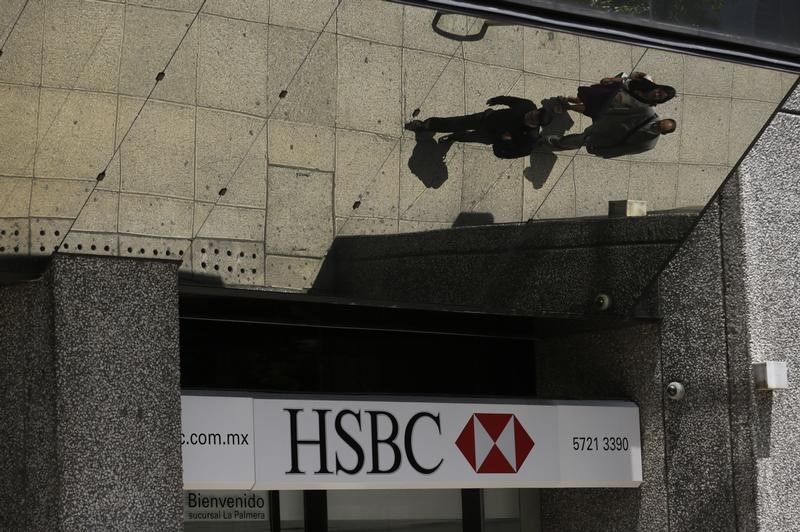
[753,361,789,390]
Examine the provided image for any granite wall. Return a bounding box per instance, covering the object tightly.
[0,254,182,531]
[538,87,800,530]
[315,213,695,318]
[0,277,57,530]
[536,201,725,531]
[724,106,800,531]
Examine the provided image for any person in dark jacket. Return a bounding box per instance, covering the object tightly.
[405,96,552,159]
[588,116,675,158]
[547,114,676,158]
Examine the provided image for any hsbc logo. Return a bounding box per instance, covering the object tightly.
[455,413,535,473]
[284,408,444,476]
[283,409,536,477]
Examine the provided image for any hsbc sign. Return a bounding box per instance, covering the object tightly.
[182,395,642,490]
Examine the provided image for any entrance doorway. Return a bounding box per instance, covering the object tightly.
[180,290,542,532]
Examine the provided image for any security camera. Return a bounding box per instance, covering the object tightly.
[666,382,685,401]
[594,294,611,311]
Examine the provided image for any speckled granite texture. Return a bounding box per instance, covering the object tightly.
[537,322,668,531]
[0,254,182,531]
[726,110,800,531]
[538,201,728,531]
[539,105,800,529]
[316,213,695,318]
[0,278,58,531]
[717,172,759,531]
[783,83,800,112]
[659,200,738,530]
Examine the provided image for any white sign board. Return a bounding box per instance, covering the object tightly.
[181,395,255,490]
[182,395,641,490]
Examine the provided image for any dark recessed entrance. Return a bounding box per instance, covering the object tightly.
[180,288,541,531]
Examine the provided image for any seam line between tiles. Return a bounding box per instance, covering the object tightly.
[384,16,480,226]
[396,4,406,234]
[0,0,30,52]
[25,0,44,255]
[331,15,339,241]
[191,9,201,246]
[268,17,274,274]
[188,0,341,254]
[458,33,467,213]
[726,60,735,167]
[114,2,128,240]
[3,78,787,107]
[58,0,210,256]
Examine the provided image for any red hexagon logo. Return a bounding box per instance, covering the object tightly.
[455,414,535,473]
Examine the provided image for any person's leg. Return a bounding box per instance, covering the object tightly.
[553,96,585,114]
[546,132,586,150]
[421,111,490,132]
[451,129,493,144]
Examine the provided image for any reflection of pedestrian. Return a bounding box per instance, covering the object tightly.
[547,114,676,158]
[405,96,552,159]
[559,72,676,117]
[612,71,675,106]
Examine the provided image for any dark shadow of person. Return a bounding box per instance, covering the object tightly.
[523,96,574,189]
[540,96,574,139]
[524,152,557,190]
[407,130,454,189]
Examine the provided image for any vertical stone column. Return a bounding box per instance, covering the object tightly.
[719,91,800,530]
[0,254,182,531]
[657,200,738,530]
[536,202,725,531]
[0,277,56,530]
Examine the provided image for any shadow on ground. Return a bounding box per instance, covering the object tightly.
[525,97,577,189]
[408,96,578,192]
[406,131,453,188]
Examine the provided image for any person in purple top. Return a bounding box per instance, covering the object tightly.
[558,72,676,117]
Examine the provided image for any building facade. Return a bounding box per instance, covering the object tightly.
[1,1,799,530]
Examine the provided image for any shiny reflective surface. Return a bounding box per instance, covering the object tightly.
[505,0,800,61]
[0,0,795,316]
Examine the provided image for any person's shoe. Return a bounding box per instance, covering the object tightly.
[438,133,456,145]
[404,119,427,132]
[544,135,562,148]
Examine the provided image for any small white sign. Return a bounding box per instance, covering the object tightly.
[181,395,642,490]
[183,491,268,521]
[556,403,643,488]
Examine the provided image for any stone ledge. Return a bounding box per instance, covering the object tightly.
[314,213,696,318]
